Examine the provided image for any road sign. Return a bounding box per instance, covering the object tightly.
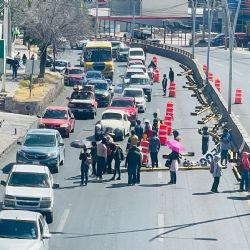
[25,59,40,75]
[0,39,5,74]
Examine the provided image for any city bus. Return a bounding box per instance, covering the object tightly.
[84,41,114,80]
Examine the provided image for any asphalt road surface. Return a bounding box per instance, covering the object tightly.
[1,49,250,250]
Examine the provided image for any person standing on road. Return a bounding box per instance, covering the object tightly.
[135,120,143,142]
[168,150,181,184]
[12,58,20,80]
[198,126,210,155]
[96,137,107,181]
[106,140,116,174]
[152,113,160,132]
[210,155,222,193]
[90,141,97,176]
[169,67,174,82]
[110,144,124,180]
[149,131,161,168]
[239,151,250,191]
[220,128,231,167]
[79,148,92,186]
[126,130,139,151]
[144,119,153,139]
[22,54,27,65]
[162,74,168,96]
[126,145,142,185]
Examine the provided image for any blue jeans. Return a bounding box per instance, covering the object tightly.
[240,169,249,190]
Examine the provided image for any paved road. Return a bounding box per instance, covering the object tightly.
[1,49,250,250]
[192,46,250,137]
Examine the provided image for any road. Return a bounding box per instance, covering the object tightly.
[1,49,250,250]
[192,46,250,137]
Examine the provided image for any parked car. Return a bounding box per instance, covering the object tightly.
[108,97,138,126]
[68,85,97,119]
[16,129,65,173]
[128,47,146,64]
[95,109,130,141]
[83,70,104,84]
[87,80,112,107]
[64,67,85,86]
[122,87,146,113]
[38,106,75,138]
[128,74,152,102]
[1,164,59,224]
[0,210,51,250]
[116,46,129,62]
[50,60,71,72]
[122,68,145,85]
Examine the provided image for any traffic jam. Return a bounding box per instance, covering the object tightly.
[0,39,159,248]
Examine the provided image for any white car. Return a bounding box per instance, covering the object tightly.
[122,87,146,113]
[128,47,145,63]
[95,109,130,141]
[122,68,145,85]
[1,164,59,224]
[0,210,51,250]
[50,60,71,72]
[128,64,147,74]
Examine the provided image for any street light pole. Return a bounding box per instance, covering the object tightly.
[131,0,136,39]
[95,0,99,38]
[191,0,197,59]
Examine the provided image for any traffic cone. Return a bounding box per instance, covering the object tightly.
[203,64,207,73]
[158,123,168,145]
[169,82,176,97]
[208,72,213,82]
[214,77,221,92]
[234,88,243,104]
[152,56,158,65]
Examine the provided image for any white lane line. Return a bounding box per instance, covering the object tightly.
[158,213,165,242]
[57,208,70,232]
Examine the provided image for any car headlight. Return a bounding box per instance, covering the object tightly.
[40,197,52,208]
[4,195,15,207]
[48,152,57,157]
[5,194,15,200]
[60,123,69,128]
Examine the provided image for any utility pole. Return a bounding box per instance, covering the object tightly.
[1,0,9,93]
[191,0,197,59]
[223,0,242,114]
[95,0,99,38]
[108,0,111,36]
[131,0,136,39]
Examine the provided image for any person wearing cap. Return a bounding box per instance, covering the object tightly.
[96,137,107,181]
[110,144,124,180]
[198,126,210,155]
[126,145,142,185]
[144,119,153,139]
[210,155,222,193]
[162,74,168,96]
[240,151,250,191]
[79,147,92,186]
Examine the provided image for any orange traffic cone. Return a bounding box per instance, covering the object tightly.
[234,88,243,104]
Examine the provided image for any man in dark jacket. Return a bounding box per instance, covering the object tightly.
[198,126,209,155]
[135,120,143,142]
[126,146,142,185]
[162,74,168,96]
[149,131,161,168]
[12,58,19,80]
[79,148,92,186]
[110,144,124,180]
[90,141,97,176]
[169,67,174,82]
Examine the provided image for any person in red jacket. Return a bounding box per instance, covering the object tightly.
[240,151,250,191]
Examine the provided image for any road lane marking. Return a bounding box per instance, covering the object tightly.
[57,208,70,232]
[158,213,165,242]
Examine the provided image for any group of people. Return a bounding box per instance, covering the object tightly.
[162,67,174,96]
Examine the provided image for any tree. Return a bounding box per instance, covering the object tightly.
[10,0,93,76]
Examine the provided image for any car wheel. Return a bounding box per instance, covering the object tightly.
[90,112,95,119]
[65,130,70,138]
[45,212,53,224]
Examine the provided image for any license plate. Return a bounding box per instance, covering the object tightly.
[33,161,40,164]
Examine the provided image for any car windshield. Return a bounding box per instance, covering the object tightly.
[84,48,112,62]
[71,91,93,100]
[130,50,143,56]
[102,113,122,120]
[55,61,67,67]
[66,69,83,74]
[111,100,133,107]
[125,71,143,78]
[213,34,224,40]
[120,47,129,52]
[24,134,56,147]
[88,82,108,90]
[0,219,38,239]
[42,109,68,119]
[128,61,143,66]
[86,72,102,79]
[9,172,50,188]
[111,42,121,47]
[129,66,146,72]
[130,77,150,85]
[123,90,143,97]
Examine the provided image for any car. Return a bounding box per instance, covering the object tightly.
[108,97,138,126]
[195,39,208,47]
[210,33,225,46]
[95,109,130,141]
[1,164,59,224]
[122,68,145,85]
[116,46,129,62]
[122,87,146,113]
[71,39,89,50]
[0,210,51,250]
[128,47,145,64]
[87,80,112,107]
[68,85,98,119]
[16,129,65,173]
[127,59,144,67]
[64,67,85,86]
[83,70,104,84]
[50,60,71,72]
[111,40,122,58]
[128,64,147,73]
[38,106,75,138]
[128,74,152,102]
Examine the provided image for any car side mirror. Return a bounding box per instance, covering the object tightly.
[17,140,22,145]
[59,142,64,147]
[53,183,60,189]
[1,180,6,186]
[42,233,51,239]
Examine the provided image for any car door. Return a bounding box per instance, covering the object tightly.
[39,216,49,250]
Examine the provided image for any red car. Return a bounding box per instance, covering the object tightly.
[38,106,75,138]
[64,67,85,86]
[107,97,138,126]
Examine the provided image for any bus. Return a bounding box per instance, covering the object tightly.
[84,41,114,80]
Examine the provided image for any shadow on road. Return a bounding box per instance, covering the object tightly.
[106,183,128,188]
[139,183,167,188]
[192,192,213,195]
[2,163,15,174]
[227,196,250,201]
